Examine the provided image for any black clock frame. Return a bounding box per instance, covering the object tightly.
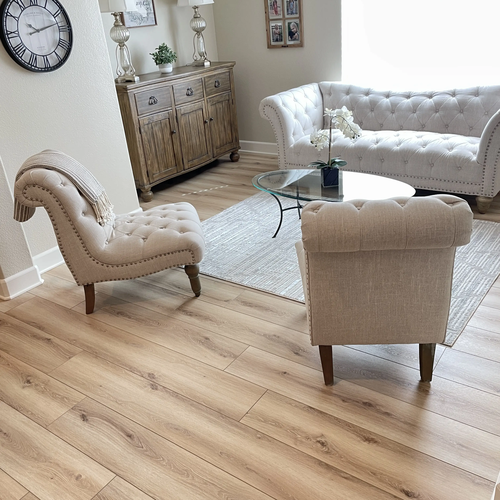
[0,0,73,72]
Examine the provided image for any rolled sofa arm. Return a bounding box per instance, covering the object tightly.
[477,108,500,197]
[259,83,324,169]
[301,195,472,253]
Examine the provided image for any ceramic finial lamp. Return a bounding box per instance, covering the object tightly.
[99,0,140,82]
[177,0,214,67]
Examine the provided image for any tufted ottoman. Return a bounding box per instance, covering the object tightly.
[13,151,205,313]
[260,82,500,213]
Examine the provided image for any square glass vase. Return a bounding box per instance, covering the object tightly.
[321,167,339,187]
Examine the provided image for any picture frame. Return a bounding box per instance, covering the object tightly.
[269,21,284,46]
[284,0,299,17]
[121,0,157,28]
[268,0,283,19]
[264,0,303,48]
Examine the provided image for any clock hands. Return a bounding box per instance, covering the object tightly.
[27,22,58,35]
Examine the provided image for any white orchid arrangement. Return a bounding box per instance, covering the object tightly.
[309,106,362,169]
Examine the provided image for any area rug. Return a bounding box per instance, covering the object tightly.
[200,192,500,346]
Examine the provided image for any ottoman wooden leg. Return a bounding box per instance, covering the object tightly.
[419,343,436,382]
[185,264,201,297]
[319,345,334,385]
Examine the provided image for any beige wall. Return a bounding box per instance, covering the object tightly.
[0,0,138,287]
[100,0,218,77]
[213,0,342,145]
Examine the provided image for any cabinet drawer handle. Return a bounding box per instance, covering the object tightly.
[186,87,194,97]
[172,129,177,134]
[209,117,214,121]
[214,80,221,88]
[204,119,209,124]
[148,96,158,105]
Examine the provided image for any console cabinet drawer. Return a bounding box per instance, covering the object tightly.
[204,71,231,97]
[135,86,172,116]
[173,78,203,105]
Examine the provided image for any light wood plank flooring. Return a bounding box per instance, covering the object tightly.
[1,153,500,500]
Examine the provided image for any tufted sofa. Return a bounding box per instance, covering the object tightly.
[259,83,500,213]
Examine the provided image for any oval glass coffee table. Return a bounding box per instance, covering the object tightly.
[252,169,416,237]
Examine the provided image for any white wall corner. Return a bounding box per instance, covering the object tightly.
[0,265,43,300]
[33,246,64,274]
[239,141,278,156]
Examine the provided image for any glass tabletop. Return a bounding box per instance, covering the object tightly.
[252,169,415,202]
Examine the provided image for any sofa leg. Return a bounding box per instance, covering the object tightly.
[419,343,436,382]
[319,345,334,385]
[476,196,493,214]
[185,264,201,297]
[84,284,95,314]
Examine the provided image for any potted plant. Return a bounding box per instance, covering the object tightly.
[309,106,361,187]
[150,43,177,74]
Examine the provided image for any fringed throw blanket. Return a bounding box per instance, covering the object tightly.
[14,150,114,226]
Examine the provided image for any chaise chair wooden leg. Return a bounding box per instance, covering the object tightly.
[476,196,493,214]
[84,284,95,314]
[184,264,201,297]
[319,345,334,385]
[419,343,436,382]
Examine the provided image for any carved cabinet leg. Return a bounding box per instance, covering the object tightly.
[230,151,240,162]
[476,196,493,214]
[185,264,201,297]
[319,345,334,385]
[419,343,436,382]
[140,188,154,202]
[84,284,95,314]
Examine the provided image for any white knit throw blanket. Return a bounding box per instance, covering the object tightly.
[14,150,114,226]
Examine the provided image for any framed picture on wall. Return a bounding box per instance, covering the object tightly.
[121,0,157,28]
[285,0,299,17]
[264,0,303,48]
[286,20,301,44]
[268,0,283,19]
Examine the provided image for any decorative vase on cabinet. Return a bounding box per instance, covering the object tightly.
[115,62,240,201]
[158,63,173,74]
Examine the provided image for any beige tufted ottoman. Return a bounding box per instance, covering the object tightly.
[13,151,205,314]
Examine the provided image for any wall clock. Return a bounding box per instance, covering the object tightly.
[0,0,73,72]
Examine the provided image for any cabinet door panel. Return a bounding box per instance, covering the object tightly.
[139,111,182,183]
[207,92,239,157]
[177,101,212,170]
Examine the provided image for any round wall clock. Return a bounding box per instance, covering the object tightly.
[0,0,73,72]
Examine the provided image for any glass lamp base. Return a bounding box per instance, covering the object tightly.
[116,75,140,83]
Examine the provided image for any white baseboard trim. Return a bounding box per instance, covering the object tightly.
[0,265,44,300]
[239,140,278,156]
[33,246,64,274]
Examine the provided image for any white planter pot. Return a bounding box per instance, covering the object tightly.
[158,63,173,74]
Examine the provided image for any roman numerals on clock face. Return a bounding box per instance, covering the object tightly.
[0,0,73,72]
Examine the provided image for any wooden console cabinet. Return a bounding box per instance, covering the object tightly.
[116,62,240,201]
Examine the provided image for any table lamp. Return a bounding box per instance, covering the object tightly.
[99,0,140,82]
[177,0,214,67]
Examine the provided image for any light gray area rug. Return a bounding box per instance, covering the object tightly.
[200,192,500,346]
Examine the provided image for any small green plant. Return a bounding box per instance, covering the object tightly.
[149,43,178,65]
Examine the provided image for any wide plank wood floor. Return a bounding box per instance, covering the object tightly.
[2,152,500,500]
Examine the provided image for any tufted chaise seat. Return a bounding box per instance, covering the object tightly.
[13,151,205,313]
[259,83,500,213]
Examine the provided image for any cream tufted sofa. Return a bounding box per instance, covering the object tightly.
[14,152,205,314]
[259,83,500,213]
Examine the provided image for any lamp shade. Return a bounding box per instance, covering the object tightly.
[177,0,214,6]
[99,0,137,13]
